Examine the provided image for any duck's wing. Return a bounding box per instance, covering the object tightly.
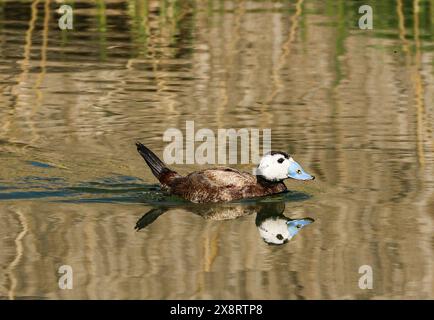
[169,167,258,203]
[196,167,257,187]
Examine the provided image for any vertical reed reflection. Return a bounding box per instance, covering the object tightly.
[5,210,28,300]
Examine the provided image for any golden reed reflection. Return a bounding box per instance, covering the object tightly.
[30,0,51,145]
[412,0,426,166]
[265,0,304,106]
[6,209,28,300]
[3,0,40,141]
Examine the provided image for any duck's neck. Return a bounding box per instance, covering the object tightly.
[256,175,287,194]
[257,175,282,186]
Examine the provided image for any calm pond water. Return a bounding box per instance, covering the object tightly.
[0,0,433,299]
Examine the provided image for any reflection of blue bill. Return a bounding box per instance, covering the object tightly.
[287,218,315,237]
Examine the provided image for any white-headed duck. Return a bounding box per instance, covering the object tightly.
[136,142,314,203]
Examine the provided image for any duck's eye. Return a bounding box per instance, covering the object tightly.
[296,225,302,229]
[296,169,302,174]
[277,158,285,164]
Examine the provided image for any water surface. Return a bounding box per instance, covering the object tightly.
[0,0,433,299]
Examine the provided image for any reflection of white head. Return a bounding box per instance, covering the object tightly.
[257,152,293,182]
[257,217,291,245]
[257,216,314,245]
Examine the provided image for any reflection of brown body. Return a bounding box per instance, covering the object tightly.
[135,202,284,231]
[135,201,314,246]
[136,142,287,203]
[135,204,260,230]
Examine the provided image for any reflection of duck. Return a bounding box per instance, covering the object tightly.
[136,143,314,203]
[135,200,314,245]
[255,202,314,245]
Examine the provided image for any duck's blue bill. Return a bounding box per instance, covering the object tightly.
[287,160,314,180]
[287,218,314,238]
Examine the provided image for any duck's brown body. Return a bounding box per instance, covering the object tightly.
[166,167,287,203]
[136,143,287,203]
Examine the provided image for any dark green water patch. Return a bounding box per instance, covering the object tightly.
[0,175,312,205]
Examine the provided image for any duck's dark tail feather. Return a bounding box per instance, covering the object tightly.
[135,142,178,185]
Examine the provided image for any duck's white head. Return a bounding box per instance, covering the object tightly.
[256,151,315,182]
